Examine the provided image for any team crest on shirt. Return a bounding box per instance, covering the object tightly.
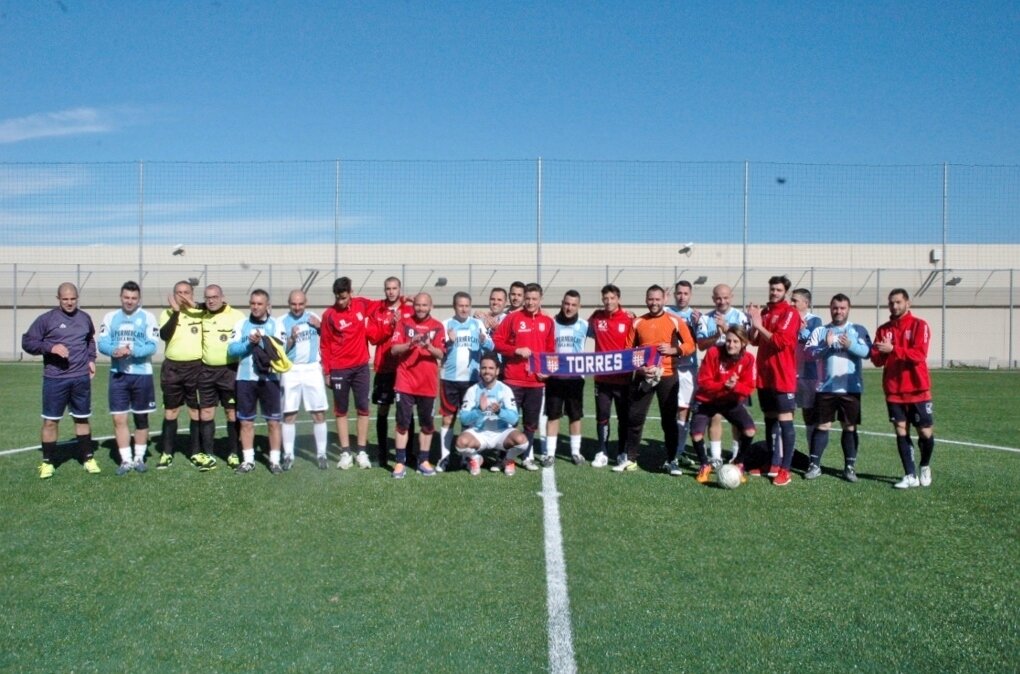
[618,324,626,333]
[538,323,545,332]
[597,320,608,331]
[220,334,228,342]
[545,355,560,373]
[191,326,199,334]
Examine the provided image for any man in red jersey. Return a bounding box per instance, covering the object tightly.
[586,284,635,469]
[388,293,446,479]
[320,276,393,470]
[370,276,414,468]
[493,282,555,470]
[871,288,935,489]
[748,275,799,486]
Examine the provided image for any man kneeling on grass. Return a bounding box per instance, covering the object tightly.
[455,354,530,476]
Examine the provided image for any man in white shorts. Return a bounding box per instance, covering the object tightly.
[280,290,330,470]
[454,354,530,476]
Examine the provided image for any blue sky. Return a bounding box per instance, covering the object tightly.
[0,2,1017,247]
[1,1,1018,163]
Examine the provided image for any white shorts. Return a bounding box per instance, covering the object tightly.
[676,368,696,408]
[281,363,328,414]
[458,427,515,452]
[796,379,817,409]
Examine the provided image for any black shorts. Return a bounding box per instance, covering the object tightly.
[440,380,473,417]
[372,371,397,406]
[758,388,797,415]
[331,364,371,416]
[510,385,544,431]
[816,393,862,426]
[109,372,157,415]
[691,401,755,436]
[594,381,630,426]
[199,364,237,409]
[236,379,283,421]
[160,359,202,410]
[887,400,934,429]
[544,378,584,422]
[395,392,436,433]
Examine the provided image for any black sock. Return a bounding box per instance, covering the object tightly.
[41,441,57,464]
[765,418,778,465]
[227,419,239,456]
[842,429,858,467]
[810,428,830,464]
[779,420,796,469]
[896,434,916,475]
[161,418,178,455]
[377,413,388,462]
[76,433,93,461]
[188,418,201,456]
[735,435,752,465]
[693,438,708,466]
[597,423,610,454]
[918,434,935,466]
[199,420,215,457]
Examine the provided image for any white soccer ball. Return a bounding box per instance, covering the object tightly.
[717,464,742,489]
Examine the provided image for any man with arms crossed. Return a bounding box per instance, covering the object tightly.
[98,281,159,475]
[320,276,394,470]
[156,280,205,468]
[493,282,555,470]
[455,354,531,476]
[870,288,936,489]
[804,294,872,482]
[22,283,98,478]
[438,291,492,472]
[587,284,635,468]
[747,275,800,487]
[544,290,589,466]
[228,289,287,474]
[280,289,330,470]
[389,293,446,478]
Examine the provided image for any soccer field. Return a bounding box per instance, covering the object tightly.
[1,364,1018,672]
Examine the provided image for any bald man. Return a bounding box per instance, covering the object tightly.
[388,293,447,478]
[22,283,98,478]
[280,289,330,470]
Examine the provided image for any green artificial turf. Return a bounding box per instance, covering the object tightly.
[1,364,1017,672]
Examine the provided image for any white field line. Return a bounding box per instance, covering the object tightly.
[3,416,1018,456]
[540,465,577,674]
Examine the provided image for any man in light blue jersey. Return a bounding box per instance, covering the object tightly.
[227,289,287,474]
[791,288,824,446]
[695,283,751,465]
[98,281,160,475]
[455,354,531,476]
[437,291,493,472]
[804,294,872,482]
[280,289,329,470]
[665,280,702,470]
[543,290,589,466]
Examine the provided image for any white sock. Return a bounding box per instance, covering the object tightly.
[570,434,582,455]
[710,440,722,462]
[282,423,296,455]
[269,449,281,465]
[243,448,255,464]
[507,443,529,461]
[313,422,327,456]
[439,427,451,460]
[118,447,131,464]
[538,413,548,439]
[545,435,556,456]
[133,444,147,462]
